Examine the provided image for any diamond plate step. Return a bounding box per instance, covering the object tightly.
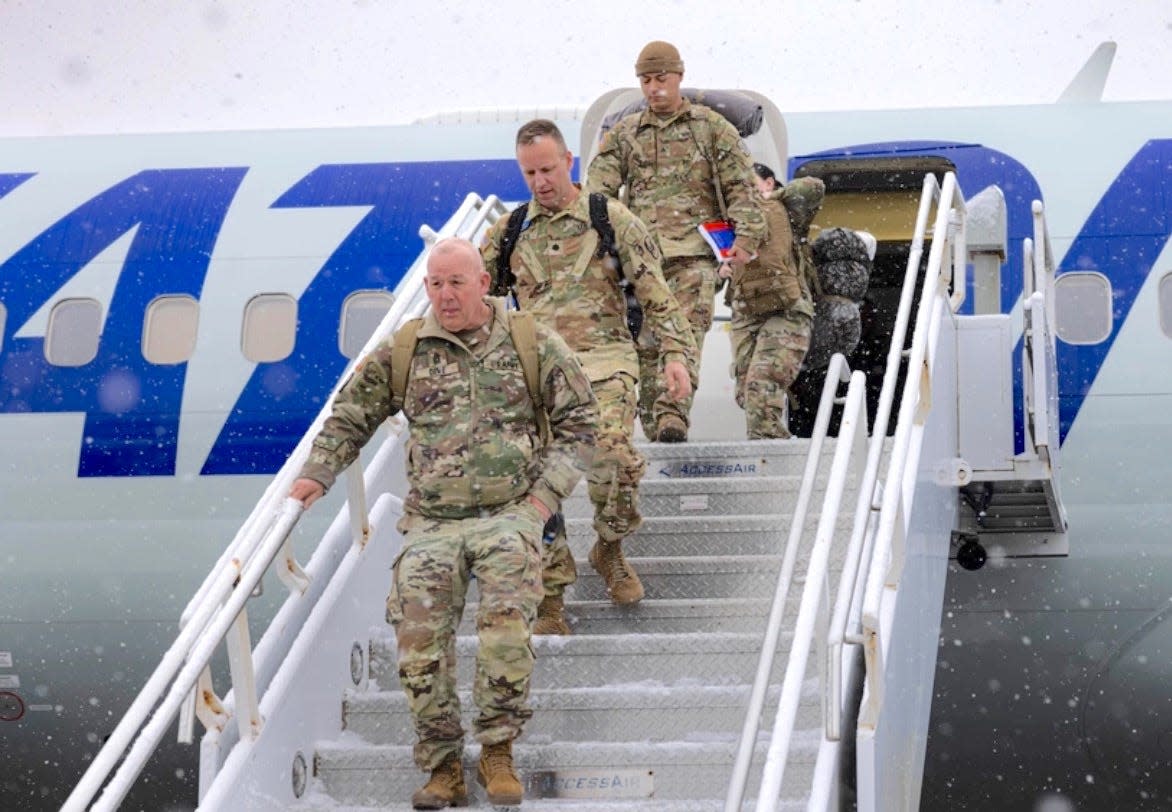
[562,476,815,520]
[562,512,858,557]
[637,438,817,479]
[566,554,782,601]
[345,682,822,745]
[530,597,776,635]
[296,798,805,812]
[368,631,790,689]
[295,798,806,812]
[314,739,819,806]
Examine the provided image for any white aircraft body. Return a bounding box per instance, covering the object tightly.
[1,49,1170,810]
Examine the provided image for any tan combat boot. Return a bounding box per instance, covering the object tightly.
[532,593,571,635]
[477,739,523,806]
[411,752,468,809]
[588,539,645,604]
[655,414,688,443]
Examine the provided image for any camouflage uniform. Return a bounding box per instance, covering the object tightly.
[299,297,596,769]
[586,99,766,436]
[482,191,695,591]
[728,188,815,439]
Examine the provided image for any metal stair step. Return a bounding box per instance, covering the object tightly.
[459,581,830,634]
[563,512,857,558]
[314,738,820,805]
[344,682,822,745]
[525,597,775,635]
[459,540,846,606]
[456,596,781,635]
[563,476,814,520]
[635,438,821,479]
[567,554,782,601]
[296,798,805,812]
[368,631,790,689]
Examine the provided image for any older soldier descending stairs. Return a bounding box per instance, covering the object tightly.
[586,40,766,443]
[483,119,696,623]
[290,239,596,809]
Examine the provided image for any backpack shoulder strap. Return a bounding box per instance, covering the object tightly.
[590,193,644,338]
[505,309,549,444]
[587,192,618,262]
[389,318,425,411]
[492,205,529,296]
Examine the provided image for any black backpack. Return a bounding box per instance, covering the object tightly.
[493,192,643,339]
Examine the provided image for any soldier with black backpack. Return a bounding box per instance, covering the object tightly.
[482,119,695,628]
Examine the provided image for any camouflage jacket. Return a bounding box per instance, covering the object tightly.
[728,189,815,320]
[481,189,696,382]
[298,298,597,519]
[585,99,766,260]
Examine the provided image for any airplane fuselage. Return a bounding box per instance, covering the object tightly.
[1,100,1169,809]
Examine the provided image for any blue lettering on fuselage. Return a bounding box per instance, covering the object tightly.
[0,168,247,475]
[0,173,34,198]
[200,159,528,474]
[0,158,527,477]
[1,142,1167,477]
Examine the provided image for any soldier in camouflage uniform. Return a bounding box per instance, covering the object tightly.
[482,119,696,623]
[585,40,766,443]
[721,164,824,438]
[290,238,596,809]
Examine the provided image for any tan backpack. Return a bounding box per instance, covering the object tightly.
[388,310,548,442]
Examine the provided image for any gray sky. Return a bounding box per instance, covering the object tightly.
[2,0,1170,136]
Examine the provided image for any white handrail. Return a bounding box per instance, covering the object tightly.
[63,192,511,811]
[1025,199,1059,459]
[727,171,966,810]
[860,172,968,731]
[724,353,853,812]
[756,367,868,812]
[62,499,304,812]
[822,168,943,744]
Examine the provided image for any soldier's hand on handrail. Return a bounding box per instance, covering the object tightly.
[290,477,325,508]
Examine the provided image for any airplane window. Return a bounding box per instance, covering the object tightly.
[142,295,199,364]
[1054,271,1112,345]
[339,290,394,358]
[1160,273,1172,339]
[242,293,297,363]
[45,297,102,366]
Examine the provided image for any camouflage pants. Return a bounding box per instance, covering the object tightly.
[637,255,714,438]
[541,373,645,595]
[387,501,544,770]
[730,309,812,439]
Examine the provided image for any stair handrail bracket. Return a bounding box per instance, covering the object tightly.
[855,172,970,812]
[1022,200,1064,480]
[62,192,510,812]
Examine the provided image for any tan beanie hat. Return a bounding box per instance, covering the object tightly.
[635,41,684,75]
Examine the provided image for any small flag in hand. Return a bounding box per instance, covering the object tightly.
[698,219,736,261]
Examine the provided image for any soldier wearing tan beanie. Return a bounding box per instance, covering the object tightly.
[587,40,766,442]
[634,40,685,76]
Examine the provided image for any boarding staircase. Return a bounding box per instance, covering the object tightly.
[310,430,867,811]
[62,171,1067,811]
